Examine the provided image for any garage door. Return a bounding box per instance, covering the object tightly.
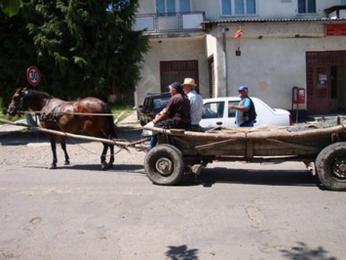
[160,60,199,92]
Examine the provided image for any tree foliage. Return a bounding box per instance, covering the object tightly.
[0,0,22,17]
[0,0,148,106]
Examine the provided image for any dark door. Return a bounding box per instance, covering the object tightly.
[208,56,215,98]
[160,60,199,92]
[306,51,346,114]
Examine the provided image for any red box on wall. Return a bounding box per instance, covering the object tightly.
[326,24,346,36]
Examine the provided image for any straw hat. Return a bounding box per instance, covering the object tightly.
[182,78,197,87]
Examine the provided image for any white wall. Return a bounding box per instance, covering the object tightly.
[137,0,344,19]
[205,34,221,97]
[135,37,209,106]
[215,22,346,110]
[258,0,341,18]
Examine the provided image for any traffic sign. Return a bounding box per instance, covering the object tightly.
[26,66,41,86]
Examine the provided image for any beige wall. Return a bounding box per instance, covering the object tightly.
[135,37,209,106]
[212,22,346,109]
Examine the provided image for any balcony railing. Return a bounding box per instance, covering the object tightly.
[133,12,205,33]
[324,5,346,19]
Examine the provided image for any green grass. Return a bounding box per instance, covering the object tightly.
[0,96,9,121]
[0,97,134,124]
[111,104,134,123]
[0,96,23,122]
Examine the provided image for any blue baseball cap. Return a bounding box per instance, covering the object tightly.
[238,85,248,92]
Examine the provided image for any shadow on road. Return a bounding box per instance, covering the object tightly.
[0,126,143,145]
[165,245,199,260]
[187,168,319,188]
[280,242,337,260]
[60,163,145,172]
[24,164,145,173]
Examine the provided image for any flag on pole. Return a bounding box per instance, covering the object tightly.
[234,28,243,39]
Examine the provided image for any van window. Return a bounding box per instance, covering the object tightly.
[152,96,170,113]
[202,102,225,119]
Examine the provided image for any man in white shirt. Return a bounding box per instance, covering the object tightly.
[182,78,203,129]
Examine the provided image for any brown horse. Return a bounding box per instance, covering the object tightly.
[7,87,117,170]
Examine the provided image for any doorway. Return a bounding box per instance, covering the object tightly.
[208,56,215,98]
[306,51,346,114]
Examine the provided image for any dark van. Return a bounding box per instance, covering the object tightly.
[137,93,171,126]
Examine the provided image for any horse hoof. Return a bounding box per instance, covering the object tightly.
[64,161,70,165]
[49,164,57,169]
[101,163,108,170]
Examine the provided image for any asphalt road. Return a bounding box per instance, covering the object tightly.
[0,129,345,260]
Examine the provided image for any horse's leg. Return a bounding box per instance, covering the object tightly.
[49,136,57,169]
[108,144,114,169]
[100,143,108,170]
[61,139,70,165]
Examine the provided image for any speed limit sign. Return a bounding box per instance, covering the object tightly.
[26,66,41,86]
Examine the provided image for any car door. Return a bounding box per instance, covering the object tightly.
[200,101,226,128]
[224,100,239,127]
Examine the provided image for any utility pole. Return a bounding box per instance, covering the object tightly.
[222,27,229,97]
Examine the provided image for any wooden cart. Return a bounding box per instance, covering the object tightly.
[143,120,346,190]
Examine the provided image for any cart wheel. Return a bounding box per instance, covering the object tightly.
[316,142,346,191]
[144,144,184,185]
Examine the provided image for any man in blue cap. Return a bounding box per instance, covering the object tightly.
[229,85,256,127]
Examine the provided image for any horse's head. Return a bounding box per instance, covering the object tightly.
[7,87,30,116]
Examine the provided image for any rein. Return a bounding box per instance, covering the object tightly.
[17,110,117,117]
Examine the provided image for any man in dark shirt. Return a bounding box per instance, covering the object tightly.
[149,82,191,148]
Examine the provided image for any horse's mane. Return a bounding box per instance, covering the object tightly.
[27,89,52,99]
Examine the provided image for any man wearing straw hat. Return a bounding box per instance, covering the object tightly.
[182,78,203,130]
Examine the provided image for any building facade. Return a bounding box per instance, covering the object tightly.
[134,0,346,114]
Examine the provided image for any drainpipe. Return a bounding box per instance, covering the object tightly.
[222,27,229,96]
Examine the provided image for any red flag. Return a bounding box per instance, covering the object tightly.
[234,28,243,39]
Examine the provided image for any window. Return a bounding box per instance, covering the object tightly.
[222,0,232,15]
[179,0,191,13]
[228,101,239,118]
[298,0,316,13]
[246,0,256,14]
[235,0,244,14]
[221,0,256,16]
[156,0,176,16]
[202,102,225,119]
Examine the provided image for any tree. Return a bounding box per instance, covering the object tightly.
[0,0,148,106]
[0,0,22,17]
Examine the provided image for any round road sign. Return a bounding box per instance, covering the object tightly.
[26,66,41,86]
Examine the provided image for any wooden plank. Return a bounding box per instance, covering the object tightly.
[264,138,321,152]
[194,138,240,151]
[246,141,254,160]
[144,124,345,141]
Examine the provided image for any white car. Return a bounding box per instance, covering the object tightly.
[200,97,291,128]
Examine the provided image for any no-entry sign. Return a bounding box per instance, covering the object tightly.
[26,66,41,86]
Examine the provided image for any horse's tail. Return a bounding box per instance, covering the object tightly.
[105,104,117,139]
